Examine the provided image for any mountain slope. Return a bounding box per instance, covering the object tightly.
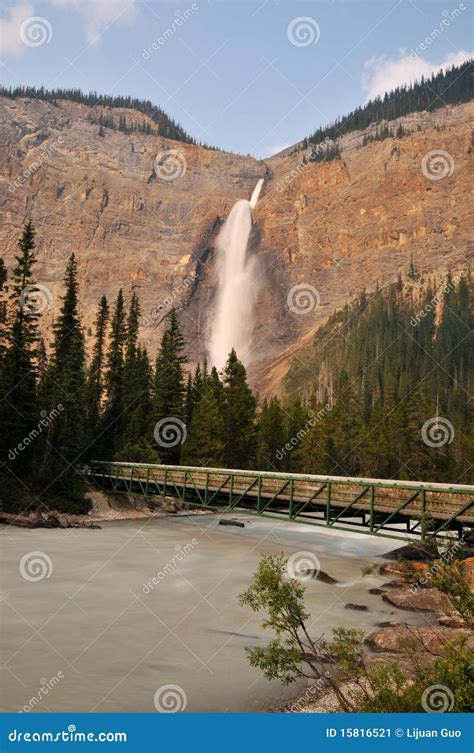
[0,88,472,393]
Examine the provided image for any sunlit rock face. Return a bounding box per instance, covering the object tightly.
[0,96,472,393]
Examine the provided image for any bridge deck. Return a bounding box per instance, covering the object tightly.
[86,462,474,539]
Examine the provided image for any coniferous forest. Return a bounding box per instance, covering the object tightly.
[0,85,209,147]
[1,223,472,515]
[302,61,473,150]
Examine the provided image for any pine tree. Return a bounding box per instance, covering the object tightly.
[184,372,194,427]
[100,289,126,458]
[39,254,87,487]
[0,222,40,473]
[182,375,224,467]
[85,295,109,451]
[222,349,257,469]
[119,345,157,462]
[117,293,157,459]
[257,396,286,471]
[209,366,224,410]
[152,309,186,463]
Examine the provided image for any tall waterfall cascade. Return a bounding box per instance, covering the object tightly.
[208,179,264,369]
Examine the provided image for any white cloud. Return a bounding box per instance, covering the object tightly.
[0,2,35,56]
[362,51,473,101]
[0,0,138,55]
[48,0,138,45]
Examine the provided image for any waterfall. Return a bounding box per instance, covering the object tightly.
[208,179,264,369]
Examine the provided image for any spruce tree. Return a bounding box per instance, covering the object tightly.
[100,289,126,458]
[1,222,40,473]
[257,397,286,471]
[119,345,157,461]
[222,349,257,469]
[85,295,109,451]
[184,372,194,427]
[152,309,186,463]
[182,375,224,467]
[39,254,87,488]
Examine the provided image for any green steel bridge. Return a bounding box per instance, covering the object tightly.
[85,461,474,540]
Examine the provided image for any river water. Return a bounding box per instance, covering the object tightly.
[1,514,424,712]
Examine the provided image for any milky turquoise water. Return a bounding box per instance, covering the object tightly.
[1,514,426,712]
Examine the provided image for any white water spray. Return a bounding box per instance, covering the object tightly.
[209,179,264,369]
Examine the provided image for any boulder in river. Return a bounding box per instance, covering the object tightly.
[345,603,368,611]
[382,587,451,612]
[365,624,473,655]
[315,570,339,585]
[219,518,245,528]
[383,542,439,562]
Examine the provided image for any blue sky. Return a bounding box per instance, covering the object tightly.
[0,0,472,157]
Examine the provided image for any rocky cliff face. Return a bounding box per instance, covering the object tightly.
[0,96,472,393]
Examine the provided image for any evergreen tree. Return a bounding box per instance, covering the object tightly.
[209,366,224,410]
[85,295,109,450]
[0,222,40,473]
[184,372,194,427]
[222,349,257,468]
[99,289,126,457]
[119,345,157,462]
[257,396,286,471]
[39,254,87,486]
[182,375,224,467]
[152,309,186,463]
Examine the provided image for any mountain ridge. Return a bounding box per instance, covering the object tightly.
[0,85,472,395]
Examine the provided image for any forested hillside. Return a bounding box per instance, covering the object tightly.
[0,85,211,146]
[279,270,473,483]
[301,60,473,150]
[1,225,472,520]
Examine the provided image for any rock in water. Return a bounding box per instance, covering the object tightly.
[219,519,245,528]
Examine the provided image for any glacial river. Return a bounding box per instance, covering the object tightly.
[1,515,425,712]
